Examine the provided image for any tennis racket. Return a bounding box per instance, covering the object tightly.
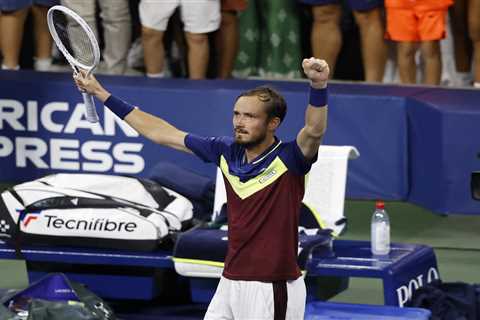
[47,5,101,123]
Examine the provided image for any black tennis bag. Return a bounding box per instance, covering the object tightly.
[0,273,116,320]
[0,174,194,251]
[408,280,480,320]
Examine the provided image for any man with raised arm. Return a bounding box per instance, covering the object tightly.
[74,57,329,320]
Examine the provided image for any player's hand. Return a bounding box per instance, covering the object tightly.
[302,57,329,89]
[73,70,103,96]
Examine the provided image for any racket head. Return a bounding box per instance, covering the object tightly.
[47,5,100,73]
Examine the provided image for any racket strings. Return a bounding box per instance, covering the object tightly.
[51,10,96,68]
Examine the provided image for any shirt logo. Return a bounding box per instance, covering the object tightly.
[258,169,277,184]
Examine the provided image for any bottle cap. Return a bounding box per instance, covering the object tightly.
[375,201,385,209]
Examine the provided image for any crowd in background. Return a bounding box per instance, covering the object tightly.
[0,0,479,88]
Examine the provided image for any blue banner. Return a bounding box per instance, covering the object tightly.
[0,70,412,201]
[407,89,480,214]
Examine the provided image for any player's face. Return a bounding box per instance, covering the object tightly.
[233,96,270,148]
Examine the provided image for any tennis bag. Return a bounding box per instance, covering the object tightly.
[0,173,193,251]
[0,273,116,320]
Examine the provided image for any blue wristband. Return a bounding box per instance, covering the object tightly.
[104,95,135,119]
[309,86,328,107]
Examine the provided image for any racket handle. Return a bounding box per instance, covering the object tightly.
[82,92,99,123]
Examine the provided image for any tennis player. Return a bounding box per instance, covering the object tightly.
[74,57,329,320]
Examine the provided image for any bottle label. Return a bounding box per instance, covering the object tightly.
[372,222,390,254]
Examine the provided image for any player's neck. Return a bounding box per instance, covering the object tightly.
[244,135,276,163]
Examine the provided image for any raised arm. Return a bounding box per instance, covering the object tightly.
[74,73,190,153]
[296,57,329,160]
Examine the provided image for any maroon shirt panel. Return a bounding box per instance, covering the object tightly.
[222,171,305,281]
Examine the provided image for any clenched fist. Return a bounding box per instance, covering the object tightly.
[302,57,329,89]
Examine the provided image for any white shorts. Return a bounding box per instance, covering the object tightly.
[139,0,220,33]
[204,276,306,320]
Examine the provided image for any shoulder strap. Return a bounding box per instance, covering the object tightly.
[38,180,176,225]
[6,188,25,259]
[71,282,116,320]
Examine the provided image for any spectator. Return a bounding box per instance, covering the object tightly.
[300,0,387,82]
[233,0,303,79]
[215,0,248,79]
[139,0,220,79]
[0,0,56,71]
[385,0,453,85]
[61,0,131,75]
[450,0,480,88]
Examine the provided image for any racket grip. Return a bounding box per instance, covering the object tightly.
[82,92,99,123]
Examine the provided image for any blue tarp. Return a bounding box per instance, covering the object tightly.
[305,301,431,319]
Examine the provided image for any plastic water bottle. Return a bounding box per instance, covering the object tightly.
[371,201,390,256]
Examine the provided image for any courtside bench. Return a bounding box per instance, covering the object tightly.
[0,241,176,300]
[0,238,439,306]
[306,240,439,307]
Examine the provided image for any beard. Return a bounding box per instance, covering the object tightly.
[234,129,268,149]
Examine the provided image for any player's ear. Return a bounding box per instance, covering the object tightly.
[268,117,281,131]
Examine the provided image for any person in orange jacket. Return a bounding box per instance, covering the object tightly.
[385,0,454,85]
